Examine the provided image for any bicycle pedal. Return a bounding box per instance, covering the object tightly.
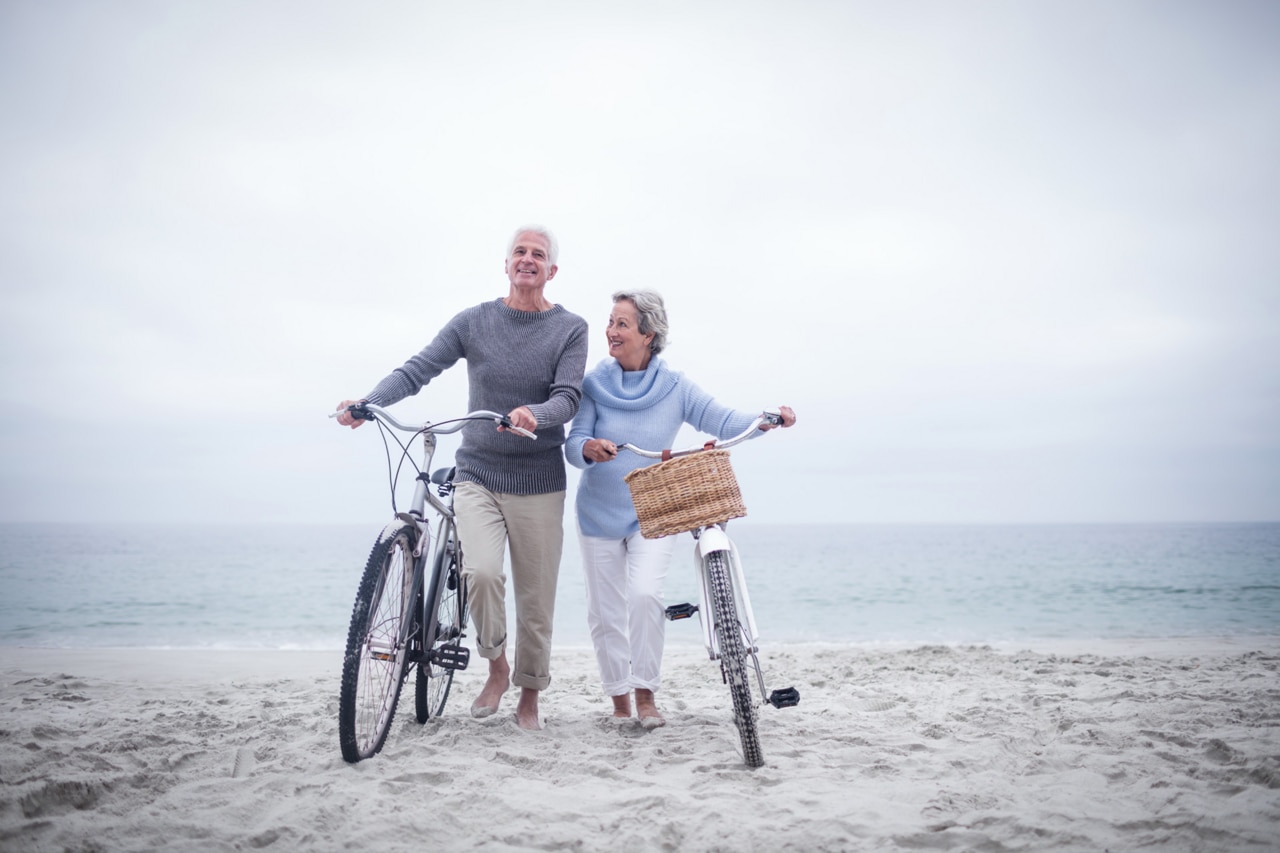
[768,687,800,708]
[665,602,698,621]
[429,644,470,671]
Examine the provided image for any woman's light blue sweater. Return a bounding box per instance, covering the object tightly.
[566,357,760,539]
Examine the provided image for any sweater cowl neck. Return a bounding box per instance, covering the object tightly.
[583,356,680,411]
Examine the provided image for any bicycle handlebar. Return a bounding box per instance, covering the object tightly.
[329,402,537,439]
[618,411,782,459]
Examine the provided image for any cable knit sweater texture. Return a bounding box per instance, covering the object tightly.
[566,357,760,538]
[365,299,588,495]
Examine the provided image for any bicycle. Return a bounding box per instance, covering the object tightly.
[330,402,534,763]
[619,412,799,768]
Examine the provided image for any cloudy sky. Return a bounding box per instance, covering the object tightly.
[2,1,1277,526]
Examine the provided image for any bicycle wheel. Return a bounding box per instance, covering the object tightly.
[706,550,764,768]
[416,524,468,722]
[338,521,419,763]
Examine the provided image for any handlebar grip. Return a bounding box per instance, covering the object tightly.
[497,417,537,439]
[327,404,373,421]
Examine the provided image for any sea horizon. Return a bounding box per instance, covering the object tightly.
[2,521,1276,652]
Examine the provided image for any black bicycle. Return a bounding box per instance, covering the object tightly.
[331,402,533,763]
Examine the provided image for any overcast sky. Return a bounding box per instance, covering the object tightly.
[2,1,1277,526]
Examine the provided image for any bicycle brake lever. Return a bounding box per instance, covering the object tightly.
[498,418,537,439]
[328,405,372,421]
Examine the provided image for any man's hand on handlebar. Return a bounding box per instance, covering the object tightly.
[334,400,370,429]
[500,406,538,436]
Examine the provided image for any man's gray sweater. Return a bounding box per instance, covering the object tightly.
[365,299,589,495]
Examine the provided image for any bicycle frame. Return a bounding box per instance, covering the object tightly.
[343,402,534,639]
[393,427,450,561]
[341,401,533,548]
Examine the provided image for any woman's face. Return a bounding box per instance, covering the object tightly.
[606,299,654,370]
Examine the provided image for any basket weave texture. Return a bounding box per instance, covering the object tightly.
[623,449,747,539]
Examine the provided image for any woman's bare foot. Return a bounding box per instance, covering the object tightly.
[611,693,632,719]
[471,656,511,718]
[514,687,542,730]
[635,688,665,729]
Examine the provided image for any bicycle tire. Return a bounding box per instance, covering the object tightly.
[416,523,468,722]
[338,522,419,763]
[706,550,764,767]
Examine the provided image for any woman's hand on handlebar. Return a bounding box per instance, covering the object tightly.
[335,400,369,429]
[583,438,619,463]
[759,406,797,430]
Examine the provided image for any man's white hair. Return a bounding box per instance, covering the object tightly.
[507,224,559,266]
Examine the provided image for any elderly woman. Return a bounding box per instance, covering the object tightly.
[565,290,795,727]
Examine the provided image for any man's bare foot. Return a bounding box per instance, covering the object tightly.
[611,693,632,719]
[514,687,542,730]
[471,656,511,718]
[635,688,665,729]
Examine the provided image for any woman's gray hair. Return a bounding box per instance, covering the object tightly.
[613,290,669,355]
[508,224,559,266]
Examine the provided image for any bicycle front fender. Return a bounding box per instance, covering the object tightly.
[387,512,431,558]
[693,528,760,654]
[693,528,735,658]
[376,517,407,546]
[694,526,733,560]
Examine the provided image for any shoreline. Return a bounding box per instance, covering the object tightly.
[1,634,1277,682]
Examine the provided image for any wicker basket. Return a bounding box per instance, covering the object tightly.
[623,449,747,539]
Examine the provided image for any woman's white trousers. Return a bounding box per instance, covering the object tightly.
[577,529,676,696]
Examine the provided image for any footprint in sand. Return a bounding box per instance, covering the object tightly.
[19,780,100,818]
[232,746,257,778]
[859,697,900,712]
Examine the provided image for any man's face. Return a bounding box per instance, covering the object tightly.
[505,232,557,290]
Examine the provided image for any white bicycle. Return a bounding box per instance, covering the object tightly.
[620,412,799,768]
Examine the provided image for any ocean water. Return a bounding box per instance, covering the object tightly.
[0,522,1276,651]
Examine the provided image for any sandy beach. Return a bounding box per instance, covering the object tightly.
[2,640,1277,852]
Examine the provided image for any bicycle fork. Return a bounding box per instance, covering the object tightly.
[665,526,800,710]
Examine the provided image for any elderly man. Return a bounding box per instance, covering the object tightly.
[336,225,588,730]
